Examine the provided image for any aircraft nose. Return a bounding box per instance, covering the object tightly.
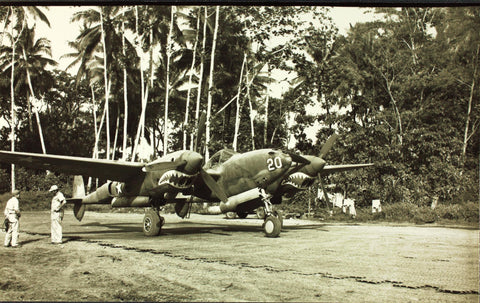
[310,157,326,174]
[183,151,204,175]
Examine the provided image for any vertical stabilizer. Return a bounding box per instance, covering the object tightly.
[72,175,86,198]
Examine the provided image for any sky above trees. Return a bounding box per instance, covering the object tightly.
[35,6,377,72]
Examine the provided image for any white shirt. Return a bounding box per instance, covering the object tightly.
[51,192,66,212]
[4,196,19,216]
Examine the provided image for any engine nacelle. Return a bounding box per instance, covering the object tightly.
[82,181,126,204]
[219,188,262,213]
[111,196,150,208]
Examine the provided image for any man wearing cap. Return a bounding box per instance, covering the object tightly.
[50,185,66,244]
[4,190,21,247]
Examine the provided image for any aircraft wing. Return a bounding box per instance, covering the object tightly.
[0,150,145,182]
[322,163,374,175]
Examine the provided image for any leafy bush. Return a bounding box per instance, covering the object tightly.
[434,202,479,222]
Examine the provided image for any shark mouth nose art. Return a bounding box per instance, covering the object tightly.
[282,172,316,189]
[159,170,197,189]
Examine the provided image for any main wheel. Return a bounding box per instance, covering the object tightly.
[272,210,284,228]
[236,212,248,219]
[143,210,162,236]
[263,215,281,238]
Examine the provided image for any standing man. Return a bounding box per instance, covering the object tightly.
[4,190,21,247]
[50,185,66,244]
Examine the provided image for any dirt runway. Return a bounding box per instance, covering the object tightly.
[1,211,478,302]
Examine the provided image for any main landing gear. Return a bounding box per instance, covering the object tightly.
[260,189,283,238]
[143,208,165,236]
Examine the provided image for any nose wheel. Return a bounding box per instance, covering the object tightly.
[260,189,283,238]
[143,208,165,236]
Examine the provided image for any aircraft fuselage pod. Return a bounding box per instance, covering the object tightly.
[195,149,293,201]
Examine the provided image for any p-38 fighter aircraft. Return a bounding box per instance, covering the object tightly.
[0,127,372,237]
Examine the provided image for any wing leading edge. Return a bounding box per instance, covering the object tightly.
[322,163,374,175]
[0,150,145,182]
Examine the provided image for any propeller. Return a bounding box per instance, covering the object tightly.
[319,133,339,159]
[316,134,338,207]
[194,111,229,203]
[200,169,228,202]
[318,173,331,207]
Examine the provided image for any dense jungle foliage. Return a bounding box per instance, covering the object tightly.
[0,6,478,219]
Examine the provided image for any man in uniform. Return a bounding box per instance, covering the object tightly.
[50,185,66,244]
[4,190,21,247]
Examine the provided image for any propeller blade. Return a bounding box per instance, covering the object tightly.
[319,134,339,159]
[194,111,207,153]
[200,169,228,202]
[288,152,311,165]
[318,173,331,207]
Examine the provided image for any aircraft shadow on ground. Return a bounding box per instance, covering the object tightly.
[62,220,329,239]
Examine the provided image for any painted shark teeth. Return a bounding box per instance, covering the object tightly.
[158,170,197,189]
[282,172,316,189]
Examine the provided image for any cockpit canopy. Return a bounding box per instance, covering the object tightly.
[204,149,238,169]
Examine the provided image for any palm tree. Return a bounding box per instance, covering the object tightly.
[72,6,126,160]
[192,6,208,151]
[16,25,57,154]
[162,6,175,156]
[0,6,50,191]
[181,7,201,151]
[205,6,219,161]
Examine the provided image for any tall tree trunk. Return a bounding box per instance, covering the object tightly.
[263,66,270,148]
[233,53,246,151]
[121,9,128,161]
[100,9,110,160]
[246,69,255,150]
[205,6,219,161]
[27,91,32,132]
[163,6,175,156]
[183,8,200,151]
[91,86,98,158]
[381,73,403,146]
[87,86,98,193]
[462,45,479,163]
[23,49,46,154]
[191,7,208,152]
[10,34,16,192]
[9,15,25,191]
[132,6,148,161]
[112,103,120,160]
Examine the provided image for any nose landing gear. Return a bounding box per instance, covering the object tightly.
[260,189,283,238]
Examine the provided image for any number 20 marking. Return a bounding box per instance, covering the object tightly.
[267,157,283,171]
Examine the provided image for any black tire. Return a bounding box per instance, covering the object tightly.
[273,210,284,228]
[143,210,162,236]
[236,212,248,219]
[263,215,281,238]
